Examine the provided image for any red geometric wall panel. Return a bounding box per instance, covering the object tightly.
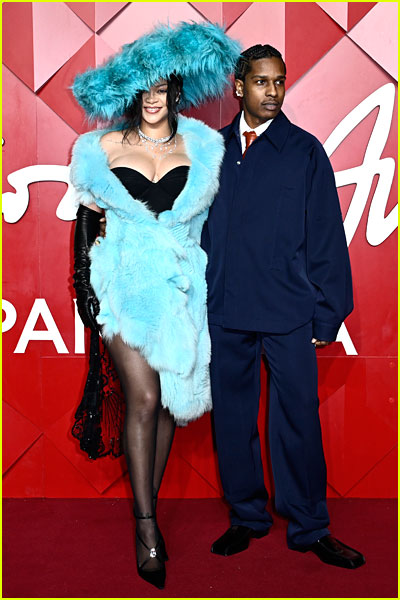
[65,2,128,32]
[98,2,205,50]
[227,2,285,63]
[2,2,397,500]
[2,3,35,90]
[285,3,345,88]
[347,2,398,80]
[38,37,97,135]
[317,2,377,31]
[31,2,93,92]
[190,2,251,27]
[347,2,377,30]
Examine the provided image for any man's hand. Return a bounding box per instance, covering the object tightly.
[99,216,107,238]
[311,338,331,348]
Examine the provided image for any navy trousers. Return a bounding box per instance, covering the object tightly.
[209,321,330,547]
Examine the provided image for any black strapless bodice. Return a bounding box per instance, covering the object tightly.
[111,165,189,215]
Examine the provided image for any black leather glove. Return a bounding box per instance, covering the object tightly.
[73,205,103,331]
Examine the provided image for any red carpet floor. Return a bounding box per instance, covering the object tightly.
[3,498,397,598]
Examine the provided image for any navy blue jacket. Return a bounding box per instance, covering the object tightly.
[202,111,353,341]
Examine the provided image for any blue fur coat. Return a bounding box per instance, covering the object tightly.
[70,116,224,423]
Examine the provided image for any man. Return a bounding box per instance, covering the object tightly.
[201,44,365,569]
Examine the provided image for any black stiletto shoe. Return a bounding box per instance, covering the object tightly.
[135,513,166,590]
[153,494,169,561]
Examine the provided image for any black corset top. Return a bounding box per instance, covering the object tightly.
[111,165,189,216]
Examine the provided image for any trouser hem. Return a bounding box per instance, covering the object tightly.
[287,527,330,548]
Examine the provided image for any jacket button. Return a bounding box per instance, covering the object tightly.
[236,161,241,165]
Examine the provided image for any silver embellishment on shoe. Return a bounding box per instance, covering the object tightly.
[150,547,157,558]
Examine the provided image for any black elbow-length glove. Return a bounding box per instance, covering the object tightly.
[73,205,103,331]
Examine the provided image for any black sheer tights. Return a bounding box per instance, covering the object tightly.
[106,335,175,570]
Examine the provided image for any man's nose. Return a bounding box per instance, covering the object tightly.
[265,83,277,97]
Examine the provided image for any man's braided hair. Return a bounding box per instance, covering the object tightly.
[235,44,286,81]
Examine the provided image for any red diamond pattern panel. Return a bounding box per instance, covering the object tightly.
[285,3,345,88]
[159,449,222,498]
[65,2,129,33]
[3,403,42,474]
[223,2,252,29]
[228,2,285,63]
[38,35,117,134]
[190,2,223,24]
[43,437,101,498]
[45,410,127,495]
[94,2,128,32]
[31,2,93,91]
[317,2,348,30]
[347,2,377,31]
[4,350,43,430]
[38,36,96,135]
[346,447,397,498]
[66,2,96,31]
[170,415,223,496]
[100,473,132,498]
[98,2,205,52]
[94,33,115,65]
[190,2,251,28]
[2,2,397,500]
[41,358,87,430]
[2,3,34,89]
[3,438,44,497]
[319,357,397,497]
[347,2,398,80]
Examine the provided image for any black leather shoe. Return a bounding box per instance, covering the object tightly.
[211,525,269,556]
[290,534,366,569]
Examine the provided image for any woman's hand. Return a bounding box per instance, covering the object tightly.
[99,216,107,238]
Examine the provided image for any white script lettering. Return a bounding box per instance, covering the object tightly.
[2,165,78,223]
[324,83,397,247]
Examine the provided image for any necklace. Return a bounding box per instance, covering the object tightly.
[137,128,177,160]
[138,129,172,144]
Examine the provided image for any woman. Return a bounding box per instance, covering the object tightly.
[70,22,240,589]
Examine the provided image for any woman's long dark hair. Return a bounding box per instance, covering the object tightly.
[122,73,183,143]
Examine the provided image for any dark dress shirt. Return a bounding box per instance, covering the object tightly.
[202,111,353,341]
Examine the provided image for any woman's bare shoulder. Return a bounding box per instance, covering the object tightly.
[100,130,127,160]
[100,130,125,145]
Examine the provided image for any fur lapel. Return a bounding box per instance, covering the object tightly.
[70,116,224,227]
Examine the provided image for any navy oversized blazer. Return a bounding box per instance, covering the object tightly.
[202,111,353,341]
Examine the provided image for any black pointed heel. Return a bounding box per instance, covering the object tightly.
[153,494,169,561]
[135,513,166,590]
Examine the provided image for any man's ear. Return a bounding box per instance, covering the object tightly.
[235,79,244,98]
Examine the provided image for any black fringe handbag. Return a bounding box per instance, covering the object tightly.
[72,330,125,459]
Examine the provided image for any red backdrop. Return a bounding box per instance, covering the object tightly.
[2,2,397,499]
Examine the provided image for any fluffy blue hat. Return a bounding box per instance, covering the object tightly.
[73,22,242,121]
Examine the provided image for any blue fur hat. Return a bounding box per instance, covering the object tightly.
[73,22,242,121]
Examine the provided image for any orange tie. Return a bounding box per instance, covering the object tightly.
[243,130,257,157]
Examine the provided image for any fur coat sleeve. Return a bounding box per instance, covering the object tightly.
[70,116,225,423]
